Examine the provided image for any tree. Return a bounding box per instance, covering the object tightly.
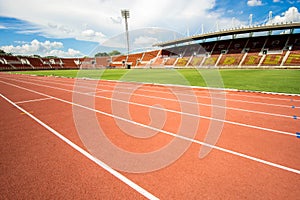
[95,52,109,57]
[0,49,5,55]
[108,50,121,56]
[44,55,58,59]
[0,49,12,56]
[94,50,122,57]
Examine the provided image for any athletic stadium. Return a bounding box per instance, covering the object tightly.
[1,23,300,70]
[0,1,300,199]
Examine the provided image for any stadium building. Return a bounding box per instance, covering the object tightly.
[0,22,299,70]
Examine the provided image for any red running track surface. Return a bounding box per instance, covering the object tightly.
[0,73,299,199]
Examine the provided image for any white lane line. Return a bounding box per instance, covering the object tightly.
[225,92,300,102]
[5,74,300,102]
[72,78,300,105]
[100,79,300,100]
[9,76,298,119]
[0,78,297,137]
[1,80,300,175]
[99,85,294,108]
[12,75,297,108]
[16,97,53,104]
[0,93,159,200]
[92,90,297,119]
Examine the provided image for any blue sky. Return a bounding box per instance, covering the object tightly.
[0,0,299,57]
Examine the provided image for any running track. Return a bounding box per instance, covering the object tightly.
[0,73,299,199]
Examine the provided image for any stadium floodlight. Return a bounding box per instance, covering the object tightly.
[269,11,273,24]
[121,9,130,56]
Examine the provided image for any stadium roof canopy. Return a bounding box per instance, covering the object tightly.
[154,22,300,47]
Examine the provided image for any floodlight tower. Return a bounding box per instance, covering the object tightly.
[269,11,273,24]
[121,9,130,56]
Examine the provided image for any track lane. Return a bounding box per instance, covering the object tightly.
[1,76,298,137]
[0,75,299,169]
[0,95,148,200]
[16,73,300,104]
[1,73,299,199]
[8,74,300,119]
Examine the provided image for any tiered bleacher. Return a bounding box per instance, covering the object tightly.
[0,55,80,71]
[0,33,299,71]
[61,58,79,69]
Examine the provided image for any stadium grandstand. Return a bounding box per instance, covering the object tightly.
[0,22,299,71]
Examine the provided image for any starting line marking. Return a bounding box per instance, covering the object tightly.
[0,93,159,200]
[1,81,300,175]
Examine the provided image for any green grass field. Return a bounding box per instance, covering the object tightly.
[10,69,300,94]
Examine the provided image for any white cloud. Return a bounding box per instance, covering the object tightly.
[101,28,185,50]
[268,7,300,24]
[133,36,160,47]
[273,0,280,2]
[0,24,6,29]
[0,39,82,57]
[14,41,29,44]
[48,48,82,57]
[0,0,245,45]
[80,29,106,42]
[247,0,263,6]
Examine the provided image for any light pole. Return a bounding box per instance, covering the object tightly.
[121,9,130,56]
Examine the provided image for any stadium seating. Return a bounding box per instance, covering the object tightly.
[142,50,159,61]
[183,44,203,56]
[151,56,165,67]
[188,56,204,67]
[0,57,14,71]
[126,52,144,67]
[284,51,300,66]
[261,53,284,66]
[241,53,263,67]
[211,40,231,55]
[163,46,186,57]
[201,42,216,54]
[202,55,219,67]
[227,38,248,54]
[287,35,300,50]
[61,58,79,69]
[218,53,244,67]
[26,57,44,69]
[164,57,177,66]
[137,50,160,67]
[175,57,190,67]
[80,58,96,69]
[40,58,63,69]
[0,55,33,70]
[264,35,288,51]
[110,55,127,68]
[1,33,299,71]
[246,36,266,53]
